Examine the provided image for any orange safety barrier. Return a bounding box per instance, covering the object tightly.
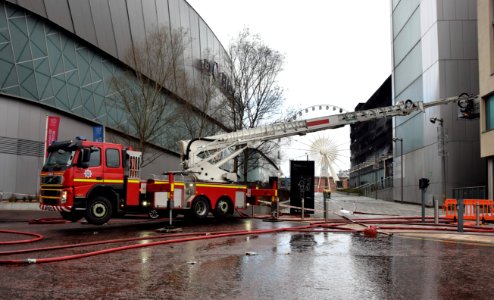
[443,198,494,221]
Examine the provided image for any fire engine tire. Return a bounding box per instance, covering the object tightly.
[86,196,113,225]
[60,211,84,222]
[191,197,210,219]
[214,198,232,218]
[148,210,160,219]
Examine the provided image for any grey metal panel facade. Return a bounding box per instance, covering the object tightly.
[392,0,484,204]
[127,0,146,46]
[17,0,46,17]
[168,0,180,30]
[198,17,207,57]
[155,0,170,28]
[44,0,74,33]
[68,0,97,47]
[142,0,158,35]
[108,0,132,61]
[89,0,117,57]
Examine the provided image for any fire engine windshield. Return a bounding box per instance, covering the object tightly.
[44,149,75,171]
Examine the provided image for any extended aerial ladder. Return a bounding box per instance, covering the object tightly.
[178,94,479,183]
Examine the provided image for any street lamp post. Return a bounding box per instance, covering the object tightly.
[430,117,446,203]
[393,138,403,203]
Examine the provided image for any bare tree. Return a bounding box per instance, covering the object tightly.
[110,26,188,166]
[226,28,285,182]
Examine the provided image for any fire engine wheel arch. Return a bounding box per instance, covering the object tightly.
[214,197,233,218]
[86,196,113,225]
[190,196,211,219]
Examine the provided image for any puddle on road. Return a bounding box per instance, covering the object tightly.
[4,229,493,300]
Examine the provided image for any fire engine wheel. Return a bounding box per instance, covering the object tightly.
[148,210,160,219]
[191,197,210,219]
[215,198,232,218]
[86,196,113,225]
[60,211,84,222]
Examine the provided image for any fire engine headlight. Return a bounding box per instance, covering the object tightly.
[61,191,67,204]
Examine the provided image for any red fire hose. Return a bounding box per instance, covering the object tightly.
[0,229,44,245]
[1,216,493,265]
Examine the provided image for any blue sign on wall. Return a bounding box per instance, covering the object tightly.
[93,125,104,142]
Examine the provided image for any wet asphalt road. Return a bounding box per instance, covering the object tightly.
[1,197,494,300]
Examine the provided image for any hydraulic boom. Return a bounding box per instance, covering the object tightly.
[178,94,478,182]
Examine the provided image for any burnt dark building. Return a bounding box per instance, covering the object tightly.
[349,76,392,188]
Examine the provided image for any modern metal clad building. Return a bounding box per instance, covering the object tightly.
[477,0,494,199]
[391,0,485,205]
[0,0,230,197]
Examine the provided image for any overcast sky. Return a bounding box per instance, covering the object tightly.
[187,0,392,175]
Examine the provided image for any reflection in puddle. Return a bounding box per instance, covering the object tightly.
[289,234,317,252]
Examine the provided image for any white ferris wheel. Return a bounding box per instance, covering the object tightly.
[282,104,350,187]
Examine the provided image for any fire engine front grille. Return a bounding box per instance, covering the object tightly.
[41,189,61,197]
[41,198,59,205]
[41,175,63,185]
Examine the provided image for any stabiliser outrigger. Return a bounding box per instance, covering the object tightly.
[39,94,478,224]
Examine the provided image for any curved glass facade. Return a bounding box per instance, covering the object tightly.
[0,0,229,195]
[1,2,123,123]
[0,1,202,149]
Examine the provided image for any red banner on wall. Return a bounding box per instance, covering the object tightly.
[45,116,60,157]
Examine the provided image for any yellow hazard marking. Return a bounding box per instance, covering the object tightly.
[196,183,247,189]
[74,179,125,184]
[74,179,103,183]
[103,179,123,184]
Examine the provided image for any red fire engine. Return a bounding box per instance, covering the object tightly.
[39,94,477,224]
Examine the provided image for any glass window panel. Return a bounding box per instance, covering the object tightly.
[102,59,115,96]
[65,70,81,110]
[394,43,422,96]
[77,47,92,86]
[0,43,18,88]
[6,3,24,18]
[34,57,53,100]
[52,74,69,110]
[0,2,10,43]
[3,84,20,95]
[47,33,63,75]
[393,10,420,66]
[27,16,47,59]
[9,16,31,62]
[17,61,38,99]
[395,114,424,153]
[93,81,106,119]
[90,55,102,83]
[392,0,420,37]
[88,148,101,167]
[487,95,494,130]
[106,148,120,168]
[81,86,96,118]
[61,34,77,72]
